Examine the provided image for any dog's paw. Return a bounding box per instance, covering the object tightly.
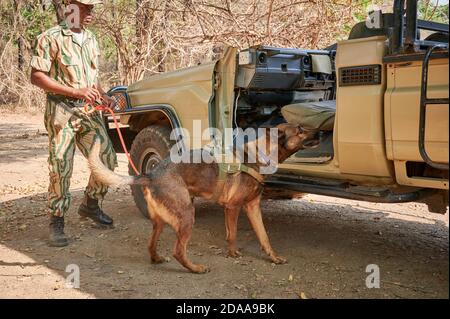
[227,250,242,258]
[151,255,166,264]
[270,255,287,265]
[191,264,210,274]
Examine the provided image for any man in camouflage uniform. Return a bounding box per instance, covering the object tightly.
[30,0,117,247]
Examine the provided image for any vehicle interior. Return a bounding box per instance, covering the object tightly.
[232,3,449,165]
[234,46,336,163]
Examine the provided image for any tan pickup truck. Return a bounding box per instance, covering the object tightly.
[106,0,449,217]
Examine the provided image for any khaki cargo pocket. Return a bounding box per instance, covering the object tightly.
[53,102,75,133]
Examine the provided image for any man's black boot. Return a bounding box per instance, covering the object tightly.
[78,195,113,226]
[49,216,69,247]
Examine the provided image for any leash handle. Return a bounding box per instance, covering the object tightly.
[83,99,106,114]
[84,101,141,176]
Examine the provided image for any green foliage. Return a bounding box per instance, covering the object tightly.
[0,2,56,45]
[21,5,57,42]
[419,1,449,23]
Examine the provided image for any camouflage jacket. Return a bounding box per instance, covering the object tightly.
[31,22,100,90]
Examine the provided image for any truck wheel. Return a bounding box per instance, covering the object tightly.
[129,125,173,218]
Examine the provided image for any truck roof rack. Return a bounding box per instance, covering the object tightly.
[391,0,449,55]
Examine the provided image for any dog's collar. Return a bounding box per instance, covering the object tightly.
[211,163,264,202]
[218,163,265,184]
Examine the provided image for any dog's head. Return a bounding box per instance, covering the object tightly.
[258,123,319,165]
[243,123,319,169]
[276,123,319,154]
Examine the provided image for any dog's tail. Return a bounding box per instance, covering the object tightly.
[88,137,137,186]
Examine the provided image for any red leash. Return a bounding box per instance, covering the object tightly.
[84,103,140,175]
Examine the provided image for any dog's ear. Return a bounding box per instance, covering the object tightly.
[277,123,291,131]
[285,126,300,137]
[273,125,286,141]
[277,123,301,137]
[276,123,293,140]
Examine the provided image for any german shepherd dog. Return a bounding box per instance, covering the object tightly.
[88,123,317,273]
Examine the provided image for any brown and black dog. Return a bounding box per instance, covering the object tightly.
[88,123,316,273]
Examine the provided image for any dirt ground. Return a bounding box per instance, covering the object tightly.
[0,112,448,299]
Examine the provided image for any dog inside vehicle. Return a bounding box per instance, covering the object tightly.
[88,123,317,273]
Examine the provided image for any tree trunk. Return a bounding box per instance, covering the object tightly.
[135,0,152,52]
[12,0,24,71]
[157,51,165,73]
[52,0,65,24]
[17,36,25,71]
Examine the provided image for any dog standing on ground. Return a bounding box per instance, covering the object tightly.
[88,123,316,273]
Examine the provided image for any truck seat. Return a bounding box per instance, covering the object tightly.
[281,100,336,131]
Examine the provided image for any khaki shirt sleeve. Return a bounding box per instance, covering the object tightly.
[30,33,54,72]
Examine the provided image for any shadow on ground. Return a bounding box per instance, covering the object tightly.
[0,123,48,164]
[0,188,448,299]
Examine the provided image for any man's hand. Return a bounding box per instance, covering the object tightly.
[101,94,115,108]
[72,87,102,103]
[93,83,115,109]
[31,69,101,102]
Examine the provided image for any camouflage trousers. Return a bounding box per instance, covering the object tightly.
[44,99,118,217]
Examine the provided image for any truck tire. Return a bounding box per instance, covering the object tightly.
[129,125,173,218]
